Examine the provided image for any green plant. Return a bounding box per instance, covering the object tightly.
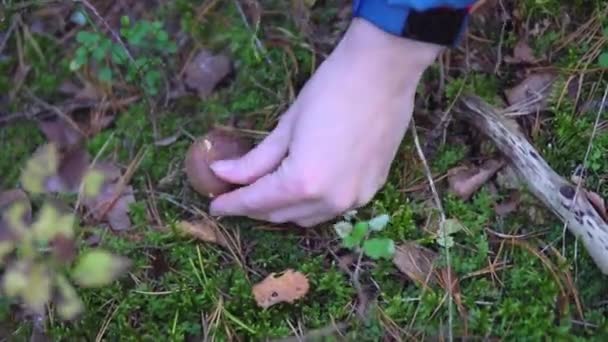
[69,15,176,96]
[333,212,395,260]
[0,144,131,321]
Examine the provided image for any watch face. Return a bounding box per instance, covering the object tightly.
[402,7,469,46]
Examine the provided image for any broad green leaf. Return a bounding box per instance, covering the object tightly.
[72,249,131,288]
[82,169,105,197]
[368,214,390,232]
[31,203,75,243]
[342,222,368,249]
[23,263,52,314]
[599,52,608,68]
[111,45,128,64]
[76,31,99,46]
[92,42,109,62]
[21,144,59,194]
[3,263,27,297]
[333,221,353,238]
[55,275,84,320]
[362,238,395,260]
[98,67,112,83]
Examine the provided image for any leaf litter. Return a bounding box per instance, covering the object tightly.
[448,159,504,201]
[252,269,310,309]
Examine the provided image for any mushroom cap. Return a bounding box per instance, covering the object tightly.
[185,129,251,198]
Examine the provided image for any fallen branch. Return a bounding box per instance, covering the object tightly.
[455,95,608,275]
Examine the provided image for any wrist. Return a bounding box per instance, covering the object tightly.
[336,18,442,81]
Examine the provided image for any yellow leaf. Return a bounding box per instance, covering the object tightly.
[31,203,75,243]
[21,144,59,194]
[82,169,105,197]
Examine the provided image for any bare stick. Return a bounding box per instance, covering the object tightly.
[456,95,608,274]
[411,118,453,342]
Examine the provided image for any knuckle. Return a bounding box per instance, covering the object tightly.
[327,194,354,214]
[287,174,325,199]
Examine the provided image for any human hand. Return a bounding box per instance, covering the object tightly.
[208,18,442,227]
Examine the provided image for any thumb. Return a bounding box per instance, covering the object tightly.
[210,110,296,184]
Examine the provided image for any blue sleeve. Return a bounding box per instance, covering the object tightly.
[387,0,476,11]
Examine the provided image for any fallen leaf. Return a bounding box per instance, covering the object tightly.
[494,191,521,216]
[585,190,608,222]
[392,242,468,322]
[239,0,262,28]
[38,118,84,149]
[177,220,229,248]
[505,39,539,64]
[505,73,557,113]
[252,269,309,309]
[81,163,135,231]
[448,159,504,200]
[183,49,233,98]
[392,242,439,287]
[58,79,103,101]
[45,147,90,193]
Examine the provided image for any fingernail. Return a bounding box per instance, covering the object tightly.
[210,160,233,174]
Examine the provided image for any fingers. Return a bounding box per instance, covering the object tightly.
[210,110,296,185]
[209,166,297,217]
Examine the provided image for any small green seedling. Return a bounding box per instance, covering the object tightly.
[69,15,176,96]
[333,213,395,260]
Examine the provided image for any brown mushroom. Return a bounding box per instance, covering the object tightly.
[185,129,252,198]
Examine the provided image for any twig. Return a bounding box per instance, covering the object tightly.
[411,118,454,342]
[0,18,16,55]
[232,0,271,64]
[456,95,608,274]
[560,81,608,262]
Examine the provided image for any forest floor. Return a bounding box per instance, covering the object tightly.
[1,0,608,340]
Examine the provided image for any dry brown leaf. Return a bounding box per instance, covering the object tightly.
[252,269,310,309]
[81,162,135,231]
[183,49,233,98]
[58,80,103,101]
[448,159,504,201]
[45,147,90,193]
[494,191,521,216]
[177,220,229,248]
[38,118,85,149]
[505,39,539,64]
[505,73,557,113]
[585,190,608,223]
[392,242,439,288]
[392,242,468,326]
